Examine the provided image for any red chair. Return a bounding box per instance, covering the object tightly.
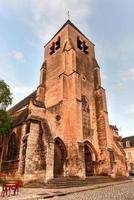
[1,183,11,197]
[1,181,20,197]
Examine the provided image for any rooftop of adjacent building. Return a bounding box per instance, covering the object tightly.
[110,125,118,131]
[121,136,134,148]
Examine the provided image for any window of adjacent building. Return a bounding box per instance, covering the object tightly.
[126,141,130,148]
[120,142,123,148]
[128,152,132,159]
[130,163,134,170]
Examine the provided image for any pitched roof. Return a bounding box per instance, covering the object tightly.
[44,20,95,47]
[11,109,28,128]
[8,91,36,114]
[121,136,134,148]
[110,125,118,131]
[122,136,134,142]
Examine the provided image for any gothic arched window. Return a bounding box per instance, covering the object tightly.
[7,133,18,161]
[82,95,91,139]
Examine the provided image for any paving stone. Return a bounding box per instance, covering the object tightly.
[40,182,134,200]
[0,180,134,200]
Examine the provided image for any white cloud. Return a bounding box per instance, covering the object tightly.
[29,0,92,42]
[127,68,134,79]
[31,0,90,21]
[0,0,92,43]
[114,67,134,92]
[120,67,134,82]
[9,50,25,62]
[10,85,34,94]
[114,80,126,92]
[126,104,134,115]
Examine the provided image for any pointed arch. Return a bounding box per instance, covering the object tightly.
[84,141,98,176]
[84,140,98,160]
[54,137,67,177]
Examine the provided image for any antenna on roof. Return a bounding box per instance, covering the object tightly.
[67,11,70,20]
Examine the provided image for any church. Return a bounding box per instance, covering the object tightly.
[0,20,127,183]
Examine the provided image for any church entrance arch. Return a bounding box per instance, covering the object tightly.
[54,137,67,178]
[84,143,96,176]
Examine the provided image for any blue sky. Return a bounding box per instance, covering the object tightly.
[0,0,134,137]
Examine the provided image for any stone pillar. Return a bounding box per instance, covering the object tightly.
[17,124,26,175]
[45,142,54,182]
[95,87,111,174]
[24,122,41,180]
[77,142,86,179]
[36,61,46,103]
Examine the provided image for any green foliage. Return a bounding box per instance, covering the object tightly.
[0,110,11,135]
[0,80,12,135]
[0,80,12,110]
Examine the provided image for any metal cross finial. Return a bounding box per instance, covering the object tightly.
[67,11,70,20]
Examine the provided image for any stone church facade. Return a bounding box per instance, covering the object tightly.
[0,20,127,183]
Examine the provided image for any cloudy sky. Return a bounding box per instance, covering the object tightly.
[0,0,134,137]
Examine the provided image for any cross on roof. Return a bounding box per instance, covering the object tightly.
[67,11,70,20]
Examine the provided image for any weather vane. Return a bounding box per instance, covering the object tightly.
[67,11,70,20]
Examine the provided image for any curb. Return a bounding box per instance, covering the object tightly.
[36,179,134,199]
[1,179,134,200]
[45,180,134,196]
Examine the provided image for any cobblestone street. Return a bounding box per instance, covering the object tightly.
[1,181,134,200]
[40,182,134,200]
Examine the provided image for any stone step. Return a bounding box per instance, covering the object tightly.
[47,177,113,184]
[47,179,113,185]
[45,176,129,189]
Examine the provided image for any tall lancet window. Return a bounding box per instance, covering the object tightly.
[7,133,18,161]
[82,95,92,139]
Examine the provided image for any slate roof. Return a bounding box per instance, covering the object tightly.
[8,91,36,114]
[121,136,134,148]
[110,125,118,131]
[11,109,28,128]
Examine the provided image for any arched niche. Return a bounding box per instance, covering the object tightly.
[84,141,98,176]
[54,137,67,178]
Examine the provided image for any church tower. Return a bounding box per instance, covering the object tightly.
[1,20,127,184]
[37,20,113,179]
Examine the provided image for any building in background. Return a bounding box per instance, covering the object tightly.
[122,136,134,170]
[0,20,127,183]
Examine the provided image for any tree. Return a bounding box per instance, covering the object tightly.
[0,80,12,110]
[0,110,11,135]
[0,80,12,172]
[0,80,12,135]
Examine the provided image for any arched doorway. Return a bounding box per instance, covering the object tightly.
[84,144,94,176]
[54,138,67,178]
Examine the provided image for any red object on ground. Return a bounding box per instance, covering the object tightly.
[1,181,19,197]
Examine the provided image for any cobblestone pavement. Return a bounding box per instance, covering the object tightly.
[39,182,134,200]
[0,181,134,200]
